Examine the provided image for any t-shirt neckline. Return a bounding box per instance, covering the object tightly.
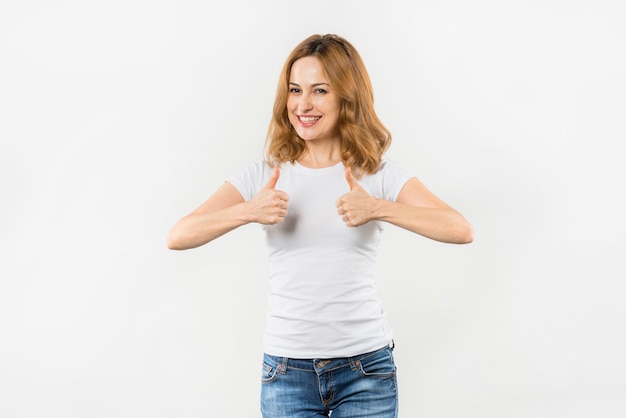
[292,161,345,175]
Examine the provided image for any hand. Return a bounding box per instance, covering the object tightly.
[336,167,378,227]
[247,166,289,224]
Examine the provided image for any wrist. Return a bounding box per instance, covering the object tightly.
[371,197,389,221]
[234,201,255,224]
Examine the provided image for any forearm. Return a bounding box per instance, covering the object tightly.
[373,199,474,244]
[167,203,251,250]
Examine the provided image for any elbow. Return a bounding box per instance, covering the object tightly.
[166,229,185,251]
[167,241,181,251]
[166,224,209,250]
[460,230,474,244]
[166,237,180,251]
[441,215,473,244]
[456,222,474,244]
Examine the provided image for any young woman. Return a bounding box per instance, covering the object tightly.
[168,34,473,418]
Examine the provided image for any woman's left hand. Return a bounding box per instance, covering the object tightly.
[336,168,379,227]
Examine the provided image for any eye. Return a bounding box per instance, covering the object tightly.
[315,88,327,94]
[289,87,301,93]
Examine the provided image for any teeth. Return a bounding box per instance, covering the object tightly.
[300,116,320,122]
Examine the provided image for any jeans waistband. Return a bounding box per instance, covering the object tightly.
[265,341,394,374]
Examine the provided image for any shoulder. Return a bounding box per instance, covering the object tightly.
[377,158,410,174]
[226,159,273,200]
[362,158,413,182]
[360,159,415,201]
[232,159,273,178]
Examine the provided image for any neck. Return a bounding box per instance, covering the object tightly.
[299,140,342,168]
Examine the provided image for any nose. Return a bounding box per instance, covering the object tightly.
[297,92,313,112]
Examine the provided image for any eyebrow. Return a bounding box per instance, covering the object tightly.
[289,82,330,87]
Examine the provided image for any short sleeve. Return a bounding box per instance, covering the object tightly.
[377,159,415,201]
[225,160,272,201]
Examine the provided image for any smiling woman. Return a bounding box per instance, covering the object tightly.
[167,33,473,417]
[267,34,391,174]
[287,57,341,150]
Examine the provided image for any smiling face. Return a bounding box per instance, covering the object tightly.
[287,56,341,145]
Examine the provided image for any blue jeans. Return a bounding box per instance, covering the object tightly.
[260,345,398,417]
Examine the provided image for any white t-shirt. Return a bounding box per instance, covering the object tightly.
[227,159,413,358]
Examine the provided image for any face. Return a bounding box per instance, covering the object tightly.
[287,56,341,144]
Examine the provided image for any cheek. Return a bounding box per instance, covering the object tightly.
[287,96,297,112]
[318,98,340,117]
[285,100,296,121]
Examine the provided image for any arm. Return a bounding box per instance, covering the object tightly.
[167,167,288,250]
[336,169,473,244]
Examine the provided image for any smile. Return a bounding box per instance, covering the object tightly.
[298,115,321,126]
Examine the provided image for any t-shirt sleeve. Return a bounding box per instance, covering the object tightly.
[225,160,271,201]
[378,159,415,201]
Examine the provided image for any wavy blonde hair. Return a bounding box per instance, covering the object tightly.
[264,34,391,175]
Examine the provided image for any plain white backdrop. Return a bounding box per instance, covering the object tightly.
[1,0,625,417]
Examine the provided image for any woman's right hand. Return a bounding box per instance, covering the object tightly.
[246,166,289,225]
[167,166,289,250]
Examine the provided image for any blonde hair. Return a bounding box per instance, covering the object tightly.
[264,34,391,175]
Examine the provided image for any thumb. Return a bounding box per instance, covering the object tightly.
[264,166,280,189]
[345,167,360,191]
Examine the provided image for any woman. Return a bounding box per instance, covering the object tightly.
[167,34,473,418]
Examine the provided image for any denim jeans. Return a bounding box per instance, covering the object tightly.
[260,345,398,417]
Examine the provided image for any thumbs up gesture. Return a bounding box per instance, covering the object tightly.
[248,166,289,225]
[336,167,377,227]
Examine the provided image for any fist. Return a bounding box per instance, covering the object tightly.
[249,166,289,224]
[336,167,376,227]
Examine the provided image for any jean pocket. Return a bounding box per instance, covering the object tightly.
[355,348,396,378]
[261,358,281,384]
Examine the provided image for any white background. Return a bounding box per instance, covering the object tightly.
[1,0,625,417]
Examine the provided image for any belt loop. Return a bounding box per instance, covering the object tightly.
[348,355,358,371]
[390,340,395,351]
[278,356,288,374]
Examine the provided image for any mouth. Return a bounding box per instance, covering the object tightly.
[297,115,321,127]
